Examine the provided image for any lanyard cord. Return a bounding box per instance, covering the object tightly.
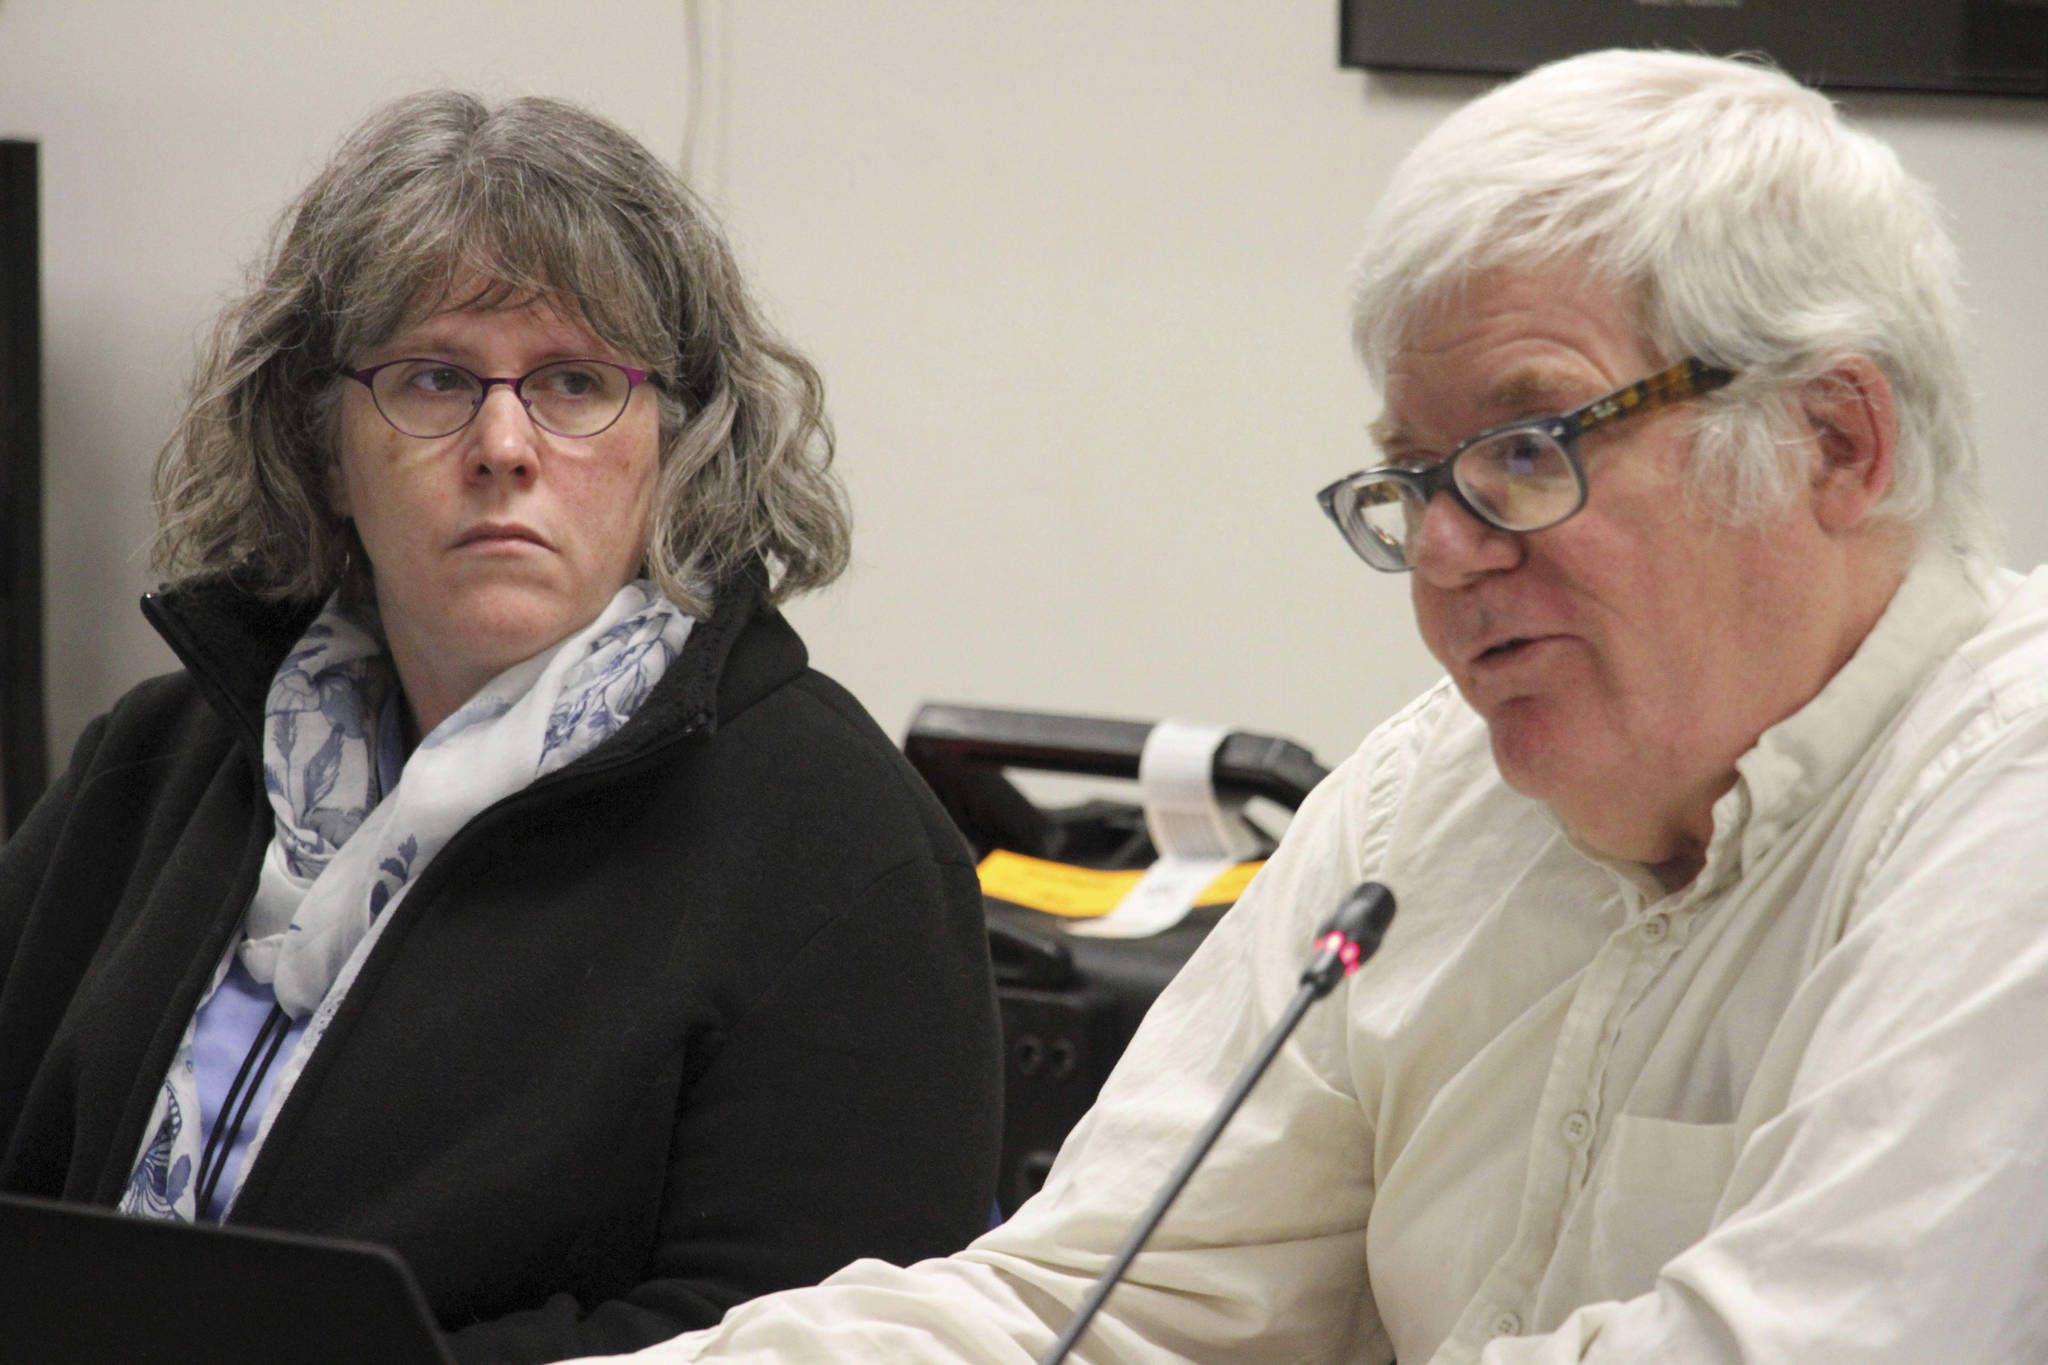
[192,1002,293,1219]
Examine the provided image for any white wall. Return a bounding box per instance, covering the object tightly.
[3,0,2044,788]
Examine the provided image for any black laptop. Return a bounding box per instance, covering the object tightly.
[0,1192,453,1364]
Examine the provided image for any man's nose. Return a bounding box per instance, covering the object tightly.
[1407,490,1522,587]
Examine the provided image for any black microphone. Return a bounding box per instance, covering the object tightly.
[1037,882,1398,1365]
[1299,881,1398,998]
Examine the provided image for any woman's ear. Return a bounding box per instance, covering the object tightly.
[325,456,352,519]
[1799,355,1897,535]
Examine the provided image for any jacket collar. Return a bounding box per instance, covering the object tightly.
[141,564,806,765]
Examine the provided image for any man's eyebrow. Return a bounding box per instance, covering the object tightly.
[1485,366,1584,415]
[1367,413,1406,451]
[1367,364,1589,458]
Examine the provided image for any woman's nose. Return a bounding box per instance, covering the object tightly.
[466,385,540,483]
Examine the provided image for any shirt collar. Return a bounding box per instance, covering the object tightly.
[1688,552,1997,893]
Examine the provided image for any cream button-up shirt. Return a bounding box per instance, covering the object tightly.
[577,554,2048,1363]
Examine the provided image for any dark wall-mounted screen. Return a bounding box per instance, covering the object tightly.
[0,138,45,836]
[1340,0,2048,97]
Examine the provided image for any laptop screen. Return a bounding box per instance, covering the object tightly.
[0,1192,453,1365]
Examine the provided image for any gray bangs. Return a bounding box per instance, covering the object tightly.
[311,121,679,379]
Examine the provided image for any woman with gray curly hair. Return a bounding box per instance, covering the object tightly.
[0,91,1000,1363]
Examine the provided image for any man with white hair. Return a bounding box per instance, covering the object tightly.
[568,49,2048,1364]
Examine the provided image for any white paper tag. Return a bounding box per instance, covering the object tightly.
[1069,854,1235,939]
[1138,719,1239,859]
[1070,719,1251,939]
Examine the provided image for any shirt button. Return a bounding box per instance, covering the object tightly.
[1640,914,1670,944]
[1491,1310,1522,1336]
[1562,1110,1593,1145]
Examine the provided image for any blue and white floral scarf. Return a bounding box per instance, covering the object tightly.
[120,579,692,1222]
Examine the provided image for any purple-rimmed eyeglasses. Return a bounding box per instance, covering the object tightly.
[341,357,654,440]
[1316,356,1738,572]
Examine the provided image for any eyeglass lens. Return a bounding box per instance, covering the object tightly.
[368,360,638,439]
[1457,429,1582,528]
[1334,428,1583,568]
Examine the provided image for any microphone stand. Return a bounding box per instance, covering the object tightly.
[1038,882,1397,1365]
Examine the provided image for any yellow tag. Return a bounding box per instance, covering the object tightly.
[978,849,1264,919]
[1197,859,1261,905]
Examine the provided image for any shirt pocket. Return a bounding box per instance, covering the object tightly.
[1587,1113,1742,1279]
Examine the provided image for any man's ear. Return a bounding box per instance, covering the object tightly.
[1799,355,1897,534]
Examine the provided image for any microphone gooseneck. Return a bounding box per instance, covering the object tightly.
[1037,881,1398,1365]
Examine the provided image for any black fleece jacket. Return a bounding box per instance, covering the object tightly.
[0,572,1003,1363]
